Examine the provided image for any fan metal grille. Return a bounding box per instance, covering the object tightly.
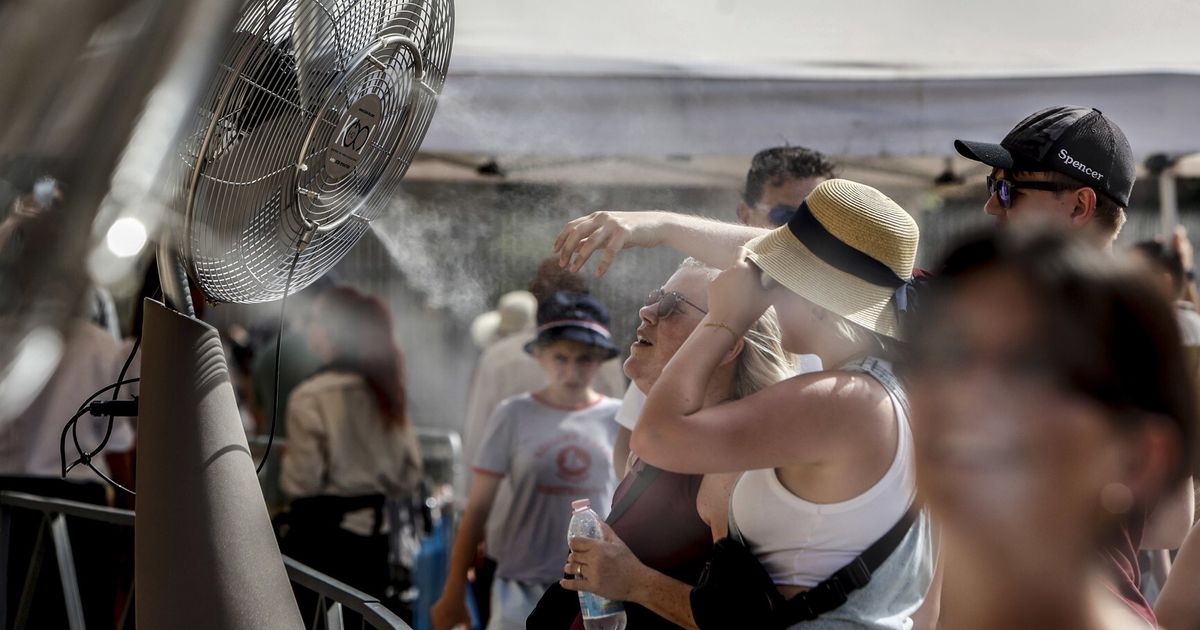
[176,0,452,304]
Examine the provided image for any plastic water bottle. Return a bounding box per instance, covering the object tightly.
[568,499,627,630]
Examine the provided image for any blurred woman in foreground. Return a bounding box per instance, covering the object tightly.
[905,227,1194,630]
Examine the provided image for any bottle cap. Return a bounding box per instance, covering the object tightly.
[571,499,590,511]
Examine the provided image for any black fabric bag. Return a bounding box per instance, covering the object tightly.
[526,465,665,629]
[275,494,389,596]
[689,507,917,630]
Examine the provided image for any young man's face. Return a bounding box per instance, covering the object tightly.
[738,176,826,229]
[984,169,1082,229]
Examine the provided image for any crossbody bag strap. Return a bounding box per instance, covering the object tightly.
[606,463,663,526]
[777,506,920,624]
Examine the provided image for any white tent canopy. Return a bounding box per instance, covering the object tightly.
[423,0,1200,159]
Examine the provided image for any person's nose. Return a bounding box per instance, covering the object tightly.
[638,302,659,326]
[984,192,1005,218]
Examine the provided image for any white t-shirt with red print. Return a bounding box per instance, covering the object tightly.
[473,392,620,583]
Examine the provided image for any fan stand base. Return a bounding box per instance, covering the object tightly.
[135,298,303,629]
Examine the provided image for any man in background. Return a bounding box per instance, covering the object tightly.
[735,145,837,229]
[954,105,1191,626]
[954,106,1133,249]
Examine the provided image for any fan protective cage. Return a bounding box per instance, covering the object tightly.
[176,0,453,304]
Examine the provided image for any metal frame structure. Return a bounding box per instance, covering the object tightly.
[0,491,411,630]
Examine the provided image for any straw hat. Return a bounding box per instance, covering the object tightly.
[470,290,537,348]
[745,179,919,340]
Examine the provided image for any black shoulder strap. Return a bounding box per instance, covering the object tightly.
[606,463,663,526]
[777,506,919,624]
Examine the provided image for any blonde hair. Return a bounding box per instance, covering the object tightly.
[734,307,793,399]
[678,258,794,398]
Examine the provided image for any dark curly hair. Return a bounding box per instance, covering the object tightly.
[743,146,837,207]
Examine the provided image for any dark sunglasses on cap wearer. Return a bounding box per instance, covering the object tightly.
[985,175,1082,210]
[645,288,707,319]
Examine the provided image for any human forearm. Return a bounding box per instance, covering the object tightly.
[635,257,774,470]
[444,508,486,596]
[653,212,767,271]
[634,320,733,464]
[554,211,766,277]
[626,563,700,630]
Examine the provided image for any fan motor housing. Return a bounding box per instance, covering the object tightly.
[326,93,383,181]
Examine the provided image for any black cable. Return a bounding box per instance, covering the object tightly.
[59,378,140,472]
[60,406,91,477]
[58,287,157,494]
[73,378,143,416]
[88,333,141,458]
[257,247,302,474]
[59,378,141,491]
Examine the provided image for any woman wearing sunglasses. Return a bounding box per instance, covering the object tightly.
[555,179,934,628]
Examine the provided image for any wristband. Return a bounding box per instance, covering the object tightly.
[703,321,739,342]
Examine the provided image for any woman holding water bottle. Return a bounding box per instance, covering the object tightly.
[433,293,622,630]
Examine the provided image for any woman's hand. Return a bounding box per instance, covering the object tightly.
[430,593,472,630]
[560,522,646,602]
[554,211,668,276]
[705,250,774,334]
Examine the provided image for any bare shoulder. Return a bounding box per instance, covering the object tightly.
[769,369,896,422]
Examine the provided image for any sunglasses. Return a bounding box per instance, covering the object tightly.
[985,175,1080,210]
[766,205,798,226]
[646,288,707,319]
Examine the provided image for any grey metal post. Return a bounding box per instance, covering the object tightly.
[1160,166,1180,234]
[49,514,85,629]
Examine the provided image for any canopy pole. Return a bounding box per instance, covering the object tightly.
[1160,165,1179,234]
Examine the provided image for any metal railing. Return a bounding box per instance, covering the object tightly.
[0,491,412,629]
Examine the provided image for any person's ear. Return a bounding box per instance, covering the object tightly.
[1117,415,1182,509]
[1069,187,1099,228]
[737,202,752,226]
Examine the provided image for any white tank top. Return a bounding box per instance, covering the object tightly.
[730,357,915,588]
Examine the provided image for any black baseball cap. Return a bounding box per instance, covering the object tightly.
[954,106,1135,207]
[524,291,619,359]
